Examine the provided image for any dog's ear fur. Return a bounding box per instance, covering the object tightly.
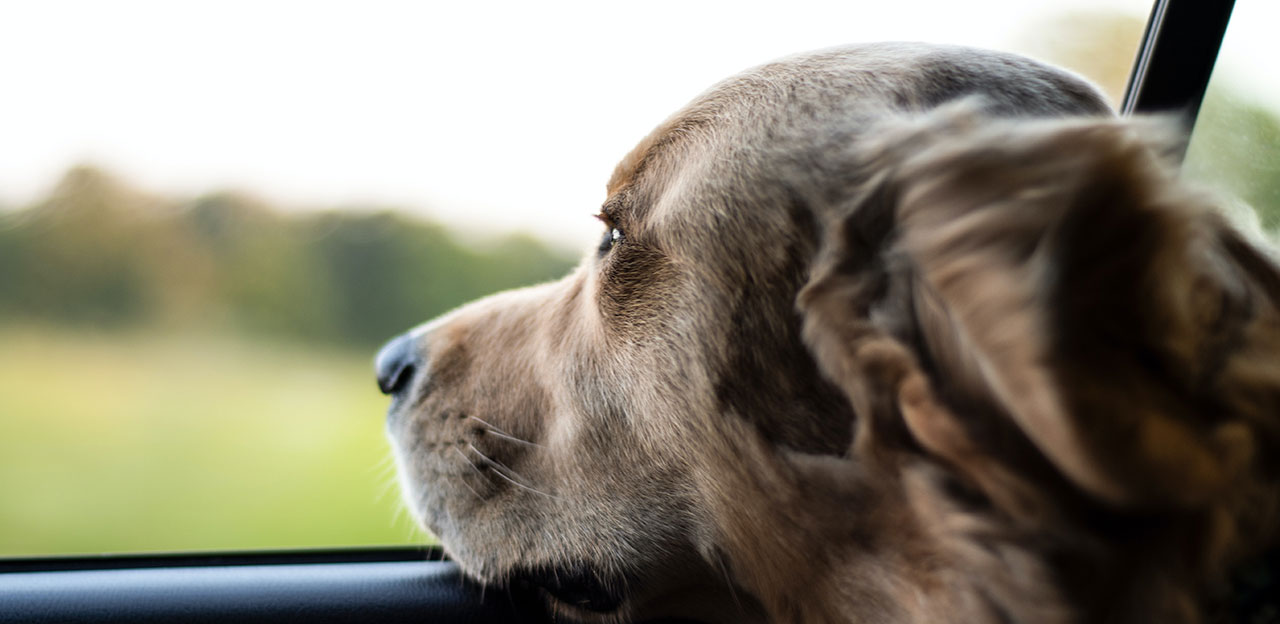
[799,107,1280,568]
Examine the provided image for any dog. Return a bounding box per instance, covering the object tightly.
[376,43,1280,623]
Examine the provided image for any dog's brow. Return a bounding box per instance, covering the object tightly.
[607,107,716,196]
[607,144,649,196]
[600,196,627,222]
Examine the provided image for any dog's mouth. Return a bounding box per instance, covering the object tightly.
[510,564,627,615]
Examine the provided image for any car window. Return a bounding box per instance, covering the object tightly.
[0,0,1154,556]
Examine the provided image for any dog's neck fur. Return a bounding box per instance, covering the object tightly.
[703,425,1280,624]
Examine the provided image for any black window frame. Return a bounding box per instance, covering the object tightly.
[0,1,1240,621]
[1122,0,1235,158]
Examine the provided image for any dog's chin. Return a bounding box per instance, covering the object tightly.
[509,564,630,621]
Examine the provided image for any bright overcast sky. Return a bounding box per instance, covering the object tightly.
[3,0,1272,249]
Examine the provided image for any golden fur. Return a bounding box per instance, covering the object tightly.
[381,43,1280,623]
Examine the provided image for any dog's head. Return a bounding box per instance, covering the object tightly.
[378,43,1280,623]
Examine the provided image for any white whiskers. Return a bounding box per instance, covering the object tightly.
[466,415,544,448]
[450,447,488,501]
[464,442,562,500]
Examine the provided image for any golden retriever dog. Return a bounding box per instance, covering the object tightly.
[376,43,1280,623]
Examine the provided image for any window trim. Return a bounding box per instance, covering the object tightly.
[0,546,437,574]
[0,547,550,624]
[1122,0,1236,148]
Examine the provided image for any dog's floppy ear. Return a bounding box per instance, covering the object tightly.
[800,108,1280,514]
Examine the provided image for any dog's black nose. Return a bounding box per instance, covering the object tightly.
[375,333,421,395]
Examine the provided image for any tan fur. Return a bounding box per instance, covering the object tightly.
[383,43,1280,623]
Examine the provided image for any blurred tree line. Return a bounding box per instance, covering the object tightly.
[0,166,577,347]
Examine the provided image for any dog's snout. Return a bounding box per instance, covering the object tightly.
[375,333,421,395]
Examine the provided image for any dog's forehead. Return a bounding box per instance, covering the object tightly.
[605,44,919,199]
[605,42,1111,205]
[605,67,799,200]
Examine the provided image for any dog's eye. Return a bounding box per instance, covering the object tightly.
[599,227,623,252]
[594,212,624,254]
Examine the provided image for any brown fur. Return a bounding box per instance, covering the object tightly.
[382,43,1280,623]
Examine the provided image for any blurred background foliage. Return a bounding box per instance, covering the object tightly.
[0,167,576,555]
[0,165,576,347]
[2,7,1278,557]
[1185,88,1280,231]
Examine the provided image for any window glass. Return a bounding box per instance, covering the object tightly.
[0,0,1152,556]
[1184,1,1280,236]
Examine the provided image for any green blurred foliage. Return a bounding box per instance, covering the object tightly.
[0,166,577,555]
[1185,88,1280,230]
[0,165,578,347]
[0,325,426,555]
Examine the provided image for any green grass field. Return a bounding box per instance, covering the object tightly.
[0,325,430,556]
